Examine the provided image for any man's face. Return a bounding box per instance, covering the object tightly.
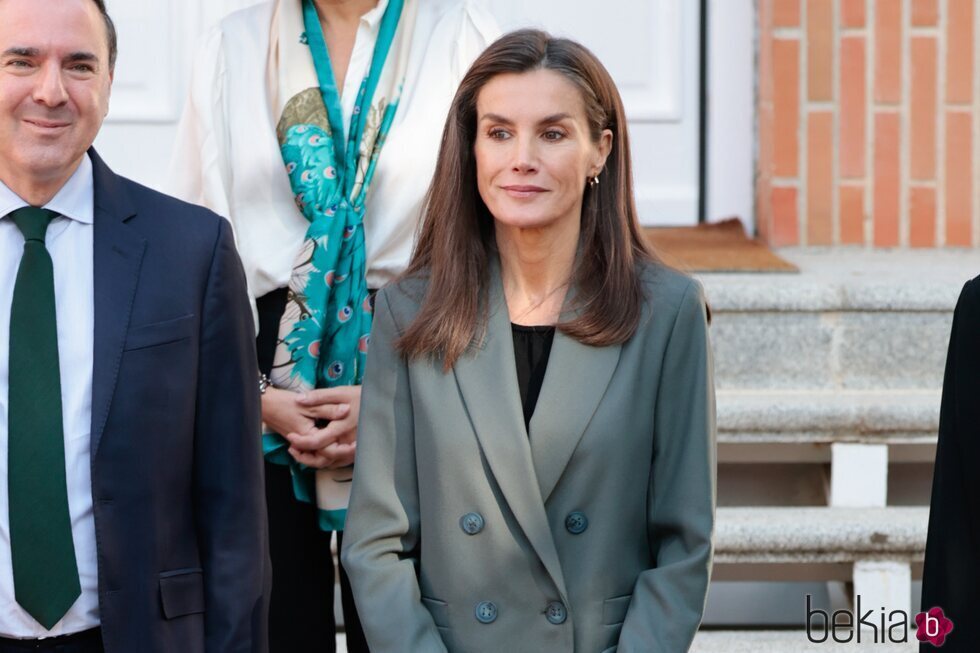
[0,0,112,189]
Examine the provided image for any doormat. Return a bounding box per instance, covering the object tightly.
[644,218,798,273]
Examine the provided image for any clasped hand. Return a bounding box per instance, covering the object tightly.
[261,385,361,469]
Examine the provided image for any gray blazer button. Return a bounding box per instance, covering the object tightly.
[565,511,588,534]
[546,601,567,625]
[460,512,485,535]
[475,601,497,624]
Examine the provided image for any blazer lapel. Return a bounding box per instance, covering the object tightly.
[89,150,146,457]
[528,329,621,503]
[452,265,569,603]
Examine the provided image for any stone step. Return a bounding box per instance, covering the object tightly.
[715,507,929,565]
[691,630,918,651]
[338,630,920,652]
[696,250,976,392]
[717,390,939,446]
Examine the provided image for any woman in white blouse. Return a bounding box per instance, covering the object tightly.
[169,1,498,650]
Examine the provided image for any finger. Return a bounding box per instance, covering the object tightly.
[321,418,358,444]
[298,402,350,421]
[284,428,340,452]
[296,386,355,406]
[288,446,334,469]
[326,443,357,469]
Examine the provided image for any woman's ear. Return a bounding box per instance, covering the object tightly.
[593,128,614,173]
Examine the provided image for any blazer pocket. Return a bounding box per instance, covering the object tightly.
[421,596,450,629]
[603,593,633,626]
[125,314,196,352]
[159,568,205,619]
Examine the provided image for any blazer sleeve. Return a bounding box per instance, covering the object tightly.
[920,278,980,652]
[340,290,448,653]
[618,280,716,652]
[193,217,271,653]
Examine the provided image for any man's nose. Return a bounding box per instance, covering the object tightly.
[33,62,69,107]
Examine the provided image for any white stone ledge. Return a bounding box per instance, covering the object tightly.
[696,249,977,313]
[717,391,941,441]
[692,630,918,651]
[715,508,929,564]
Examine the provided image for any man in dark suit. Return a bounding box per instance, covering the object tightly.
[0,0,269,651]
[920,276,980,651]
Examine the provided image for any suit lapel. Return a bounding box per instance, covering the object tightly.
[452,265,569,603]
[529,330,621,502]
[89,150,146,457]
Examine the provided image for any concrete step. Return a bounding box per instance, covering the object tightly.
[715,507,929,565]
[717,390,940,446]
[337,631,920,652]
[691,630,918,651]
[696,250,976,392]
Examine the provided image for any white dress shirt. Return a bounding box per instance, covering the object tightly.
[168,0,499,329]
[0,155,100,638]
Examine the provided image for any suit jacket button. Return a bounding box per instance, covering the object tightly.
[460,512,485,535]
[546,601,567,625]
[475,601,497,624]
[565,511,588,535]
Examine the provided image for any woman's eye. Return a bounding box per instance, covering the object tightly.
[488,129,510,140]
[543,130,566,141]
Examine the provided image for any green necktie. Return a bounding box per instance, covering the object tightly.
[7,206,80,629]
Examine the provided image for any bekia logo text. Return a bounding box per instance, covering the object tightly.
[806,595,954,646]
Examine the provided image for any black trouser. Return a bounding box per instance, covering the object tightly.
[0,629,103,653]
[258,289,369,653]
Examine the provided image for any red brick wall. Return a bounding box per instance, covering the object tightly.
[757,0,980,247]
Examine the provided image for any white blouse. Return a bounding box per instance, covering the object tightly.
[168,0,499,328]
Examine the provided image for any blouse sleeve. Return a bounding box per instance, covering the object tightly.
[167,26,259,330]
[451,0,502,82]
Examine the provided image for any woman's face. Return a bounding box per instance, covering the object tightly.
[474,68,611,233]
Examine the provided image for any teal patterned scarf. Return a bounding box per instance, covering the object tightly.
[264,0,416,531]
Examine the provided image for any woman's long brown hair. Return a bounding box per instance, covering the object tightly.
[396,29,655,368]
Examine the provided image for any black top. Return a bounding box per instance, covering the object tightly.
[511,324,556,432]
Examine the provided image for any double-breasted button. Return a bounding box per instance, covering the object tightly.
[475,601,497,624]
[565,511,588,535]
[545,601,567,625]
[460,512,485,535]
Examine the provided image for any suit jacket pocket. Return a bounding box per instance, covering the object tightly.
[159,568,205,619]
[125,314,196,351]
[421,596,450,629]
[603,593,633,626]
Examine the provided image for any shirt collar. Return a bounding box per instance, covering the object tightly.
[0,153,94,225]
[361,0,390,29]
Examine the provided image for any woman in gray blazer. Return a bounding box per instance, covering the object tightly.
[341,29,716,653]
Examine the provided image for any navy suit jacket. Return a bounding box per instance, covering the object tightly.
[87,150,269,652]
[921,275,980,652]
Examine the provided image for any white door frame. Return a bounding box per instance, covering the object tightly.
[705,0,756,232]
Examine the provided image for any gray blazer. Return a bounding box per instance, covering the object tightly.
[341,261,716,653]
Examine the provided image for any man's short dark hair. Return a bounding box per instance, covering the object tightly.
[90,0,117,69]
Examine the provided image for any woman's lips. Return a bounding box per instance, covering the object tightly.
[502,185,548,199]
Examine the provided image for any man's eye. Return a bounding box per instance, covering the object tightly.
[7,60,33,68]
[70,64,94,73]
